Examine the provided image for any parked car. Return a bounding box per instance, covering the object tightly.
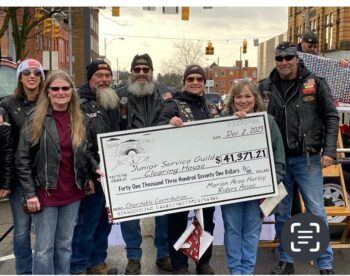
[204,92,223,110]
[0,59,17,100]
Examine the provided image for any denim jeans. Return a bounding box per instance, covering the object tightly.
[9,184,33,275]
[120,214,169,260]
[32,200,80,274]
[275,154,333,269]
[70,188,111,273]
[221,200,262,275]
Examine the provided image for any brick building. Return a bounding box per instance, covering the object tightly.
[206,62,257,96]
[0,7,100,86]
[288,7,350,53]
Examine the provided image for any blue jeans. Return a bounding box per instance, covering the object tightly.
[221,200,262,275]
[275,154,333,269]
[70,188,112,273]
[32,200,80,274]
[120,215,169,260]
[9,184,33,275]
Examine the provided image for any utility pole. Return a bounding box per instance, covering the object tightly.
[304,7,311,31]
[68,7,73,78]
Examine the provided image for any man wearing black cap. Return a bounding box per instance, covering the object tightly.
[259,42,338,275]
[116,53,173,275]
[157,64,216,275]
[298,30,349,67]
[70,59,120,275]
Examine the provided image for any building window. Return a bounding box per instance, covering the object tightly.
[220,80,225,88]
[253,71,257,78]
[325,13,333,50]
[221,71,225,77]
[229,71,233,75]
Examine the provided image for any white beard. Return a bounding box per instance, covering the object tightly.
[127,78,155,97]
[96,87,119,110]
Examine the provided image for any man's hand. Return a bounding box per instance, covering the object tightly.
[321,155,334,168]
[169,116,183,127]
[0,189,11,198]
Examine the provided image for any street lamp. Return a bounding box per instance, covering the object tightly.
[104,36,124,59]
[104,36,124,84]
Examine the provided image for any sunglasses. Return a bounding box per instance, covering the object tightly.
[275,55,295,62]
[22,69,42,77]
[49,86,72,92]
[186,76,204,83]
[133,67,151,73]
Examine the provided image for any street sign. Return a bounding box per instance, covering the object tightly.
[206,79,214,87]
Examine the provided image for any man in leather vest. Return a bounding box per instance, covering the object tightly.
[70,59,119,275]
[116,54,172,275]
[259,42,338,275]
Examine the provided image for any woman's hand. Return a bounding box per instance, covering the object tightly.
[0,189,11,198]
[233,111,247,118]
[169,116,183,127]
[26,197,41,213]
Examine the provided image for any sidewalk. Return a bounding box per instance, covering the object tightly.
[1,199,350,274]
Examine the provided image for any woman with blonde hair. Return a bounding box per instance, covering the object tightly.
[16,70,100,274]
[221,80,285,275]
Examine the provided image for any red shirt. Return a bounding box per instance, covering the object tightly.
[38,110,84,206]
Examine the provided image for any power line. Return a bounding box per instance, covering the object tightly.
[99,32,280,42]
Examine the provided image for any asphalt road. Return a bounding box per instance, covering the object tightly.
[1,199,350,275]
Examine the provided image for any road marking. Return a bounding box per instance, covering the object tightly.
[0,254,15,262]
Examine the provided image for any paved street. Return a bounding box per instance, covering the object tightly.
[1,199,350,275]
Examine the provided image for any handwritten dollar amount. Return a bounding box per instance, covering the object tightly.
[215,149,268,164]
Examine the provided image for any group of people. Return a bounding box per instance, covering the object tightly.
[0,31,341,275]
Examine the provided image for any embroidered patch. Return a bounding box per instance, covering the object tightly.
[303,95,316,102]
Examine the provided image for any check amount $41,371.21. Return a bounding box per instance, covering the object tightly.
[215,148,268,165]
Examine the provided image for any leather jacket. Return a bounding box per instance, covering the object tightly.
[16,108,92,199]
[0,107,15,189]
[157,91,211,124]
[259,64,339,159]
[0,95,36,150]
[117,83,172,130]
[78,84,120,168]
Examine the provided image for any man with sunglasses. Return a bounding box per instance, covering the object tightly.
[70,59,119,275]
[116,53,173,275]
[157,64,216,275]
[259,42,338,275]
[297,30,349,68]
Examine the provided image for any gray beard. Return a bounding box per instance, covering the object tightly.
[127,79,155,97]
[96,87,119,110]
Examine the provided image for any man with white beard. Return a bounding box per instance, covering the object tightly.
[70,59,119,275]
[117,54,173,275]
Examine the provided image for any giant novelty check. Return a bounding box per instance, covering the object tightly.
[98,112,278,222]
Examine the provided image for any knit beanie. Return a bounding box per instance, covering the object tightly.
[87,59,112,80]
[16,58,45,80]
[183,64,206,84]
[130,53,153,71]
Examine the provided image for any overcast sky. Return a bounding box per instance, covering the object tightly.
[99,7,288,75]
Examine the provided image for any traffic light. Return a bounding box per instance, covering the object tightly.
[181,7,189,20]
[205,40,214,55]
[34,8,44,22]
[243,39,247,54]
[43,18,52,34]
[53,22,60,39]
[112,7,120,16]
